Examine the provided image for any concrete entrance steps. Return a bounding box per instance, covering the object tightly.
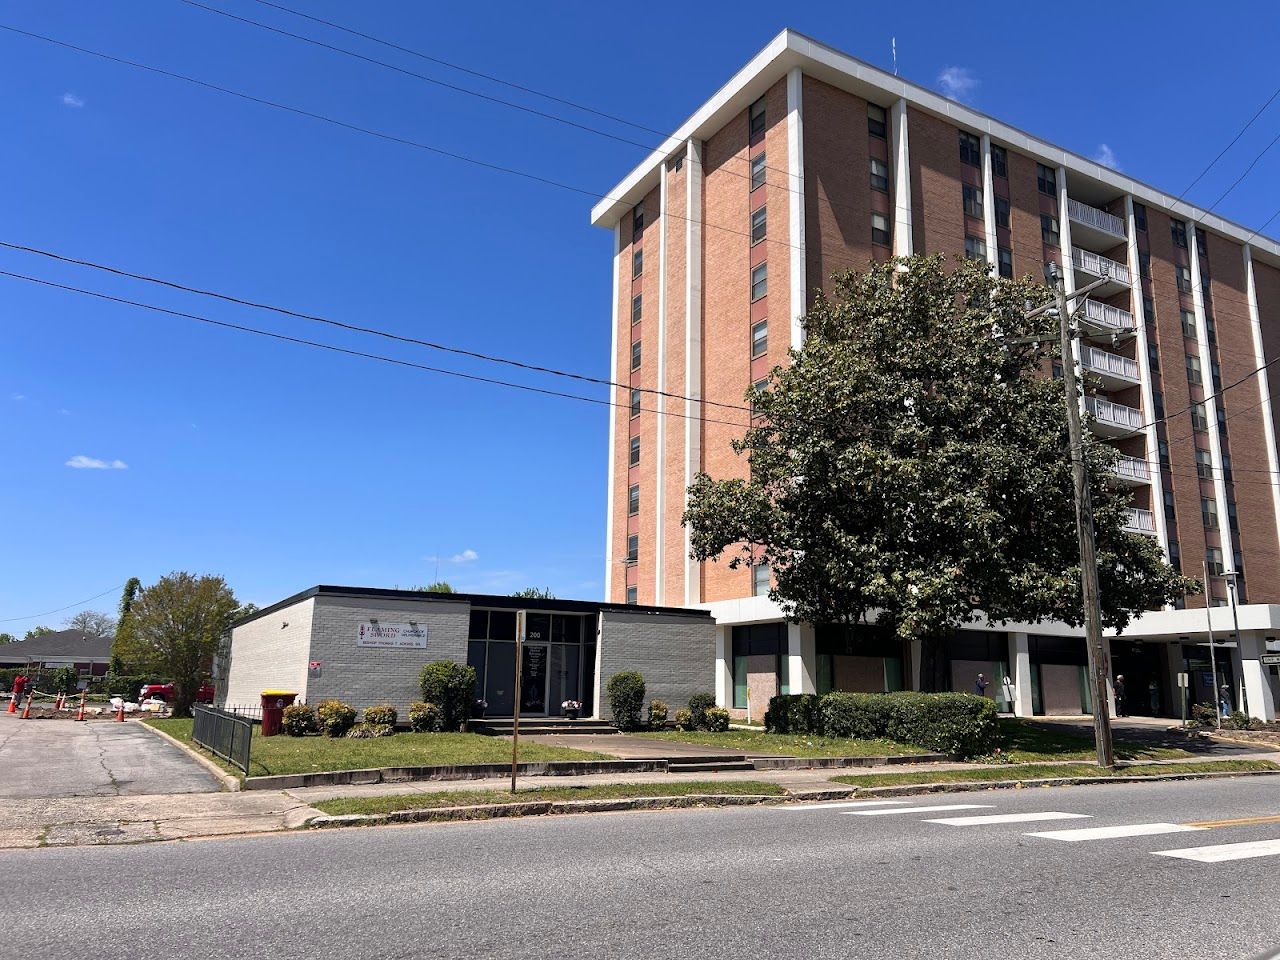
[470,718,619,737]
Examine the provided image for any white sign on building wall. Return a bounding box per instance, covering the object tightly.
[356,621,429,649]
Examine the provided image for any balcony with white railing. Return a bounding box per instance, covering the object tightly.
[1081,345,1141,388]
[1067,197,1127,248]
[1085,395,1144,437]
[1081,298,1135,334]
[1123,507,1157,535]
[1111,455,1152,486]
[1072,248,1131,295]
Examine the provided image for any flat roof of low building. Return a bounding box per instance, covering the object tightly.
[235,585,715,628]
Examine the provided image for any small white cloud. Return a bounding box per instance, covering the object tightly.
[61,93,84,108]
[1093,143,1121,170]
[450,549,479,564]
[65,455,127,470]
[937,66,978,103]
[10,393,25,401]
[58,408,70,415]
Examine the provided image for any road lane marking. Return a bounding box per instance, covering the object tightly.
[1028,823,1206,842]
[1183,814,1280,829]
[840,804,995,817]
[925,812,1092,826]
[777,800,909,811]
[1154,837,1280,863]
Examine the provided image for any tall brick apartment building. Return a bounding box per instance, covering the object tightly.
[591,30,1280,722]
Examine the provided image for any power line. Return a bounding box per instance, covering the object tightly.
[0,584,126,624]
[1171,84,1280,217]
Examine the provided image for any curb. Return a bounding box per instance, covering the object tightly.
[751,753,947,770]
[245,758,669,792]
[135,720,241,792]
[848,767,1280,798]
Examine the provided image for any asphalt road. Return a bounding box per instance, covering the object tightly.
[4,776,1279,960]
[0,715,221,797]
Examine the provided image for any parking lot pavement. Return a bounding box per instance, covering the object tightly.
[0,714,222,798]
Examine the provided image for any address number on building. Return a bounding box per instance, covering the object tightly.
[356,621,428,649]
[1262,654,1280,666]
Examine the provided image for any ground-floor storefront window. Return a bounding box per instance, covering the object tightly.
[467,610,596,716]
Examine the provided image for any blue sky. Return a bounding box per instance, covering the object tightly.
[4,1,1280,629]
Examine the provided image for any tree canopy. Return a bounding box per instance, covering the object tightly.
[416,581,456,593]
[64,609,116,638]
[684,256,1191,672]
[511,587,557,599]
[24,626,53,641]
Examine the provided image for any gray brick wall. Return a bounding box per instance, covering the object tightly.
[598,610,716,719]
[306,595,471,718]
[221,598,315,707]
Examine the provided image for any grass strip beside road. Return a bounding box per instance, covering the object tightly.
[995,719,1192,761]
[832,758,1280,789]
[313,780,787,817]
[144,718,609,779]
[633,730,930,757]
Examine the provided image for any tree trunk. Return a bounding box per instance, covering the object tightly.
[172,677,196,718]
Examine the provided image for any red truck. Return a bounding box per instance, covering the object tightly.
[138,681,215,704]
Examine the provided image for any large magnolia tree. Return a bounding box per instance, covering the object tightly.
[684,255,1192,688]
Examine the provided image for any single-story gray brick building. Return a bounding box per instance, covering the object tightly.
[218,586,715,721]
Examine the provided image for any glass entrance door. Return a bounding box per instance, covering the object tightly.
[519,644,549,715]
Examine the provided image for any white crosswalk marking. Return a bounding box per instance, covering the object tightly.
[1029,823,1206,842]
[841,803,995,817]
[778,800,908,811]
[925,812,1092,826]
[1154,838,1280,863]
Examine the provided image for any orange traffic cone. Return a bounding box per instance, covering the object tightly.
[76,690,87,722]
[115,700,125,722]
[54,693,64,711]
[5,694,14,714]
[20,692,33,719]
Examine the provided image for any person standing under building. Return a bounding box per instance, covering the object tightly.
[1220,682,1233,719]
[974,673,989,697]
[1114,675,1126,717]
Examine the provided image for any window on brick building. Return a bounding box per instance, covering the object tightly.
[1164,488,1177,522]
[751,378,769,416]
[1159,440,1171,469]
[1192,402,1208,431]
[632,293,642,325]
[629,435,640,467]
[868,103,887,139]
[1201,496,1219,530]
[752,562,771,597]
[632,248,642,278]
[1195,228,1208,257]
[963,184,984,220]
[751,263,768,301]
[1169,539,1181,571]
[1134,203,1147,232]
[995,195,1010,229]
[1176,265,1193,294]
[870,158,889,192]
[751,205,767,244]
[1195,447,1213,479]
[751,319,768,359]
[1233,549,1245,585]
[964,235,987,261]
[998,246,1013,278]
[749,97,766,138]
[628,484,639,515]
[1171,218,1188,248]
[959,131,981,167]
[871,213,891,246]
[1206,546,1224,577]
[1143,296,1156,321]
[1041,213,1060,247]
[1212,360,1222,392]
[992,145,1008,178]
[1222,454,1233,482]
[751,152,766,191]
[1148,341,1160,372]
[1228,500,1239,532]
[631,340,642,371]
[1037,164,1056,196]
[1051,360,1063,380]
[1180,309,1196,338]
[1206,312,1217,345]
[632,202,644,242]
[1186,354,1202,386]
[626,535,638,563]
[1154,390,1165,420]
[1139,252,1151,279]
[630,389,641,418]
[625,585,637,605]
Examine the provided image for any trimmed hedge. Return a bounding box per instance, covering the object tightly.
[764,694,824,735]
[687,692,716,730]
[703,707,731,732]
[647,699,668,728]
[281,703,319,736]
[362,704,398,727]
[316,699,357,738]
[419,662,477,732]
[606,672,646,731]
[408,701,443,733]
[821,691,998,758]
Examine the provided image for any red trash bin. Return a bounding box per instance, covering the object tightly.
[260,690,297,737]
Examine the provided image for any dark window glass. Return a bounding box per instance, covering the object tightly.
[751,152,766,191]
[964,235,987,261]
[625,586,637,605]
[626,535,638,563]
[751,319,768,359]
[871,213,890,246]
[1148,341,1159,372]
[1176,266,1193,293]
[749,97,766,138]
[1195,229,1207,257]
[868,104,887,139]
[488,610,516,642]
[992,145,1008,178]
[751,263,768,301]
[1143,296,1155,321]
[1164,488,1177,522]
[632,202,644,242]
[998,246,1013,278]
[1168,540,1181,571]
[963,184,984,219]
[995,196,1010,229]
[630,389,641,418]
[751,205,767,244]
[1171,219,1188,248]
[468,610,488,640]
[1154,390,1165,420]
[1228,500,1239,532]
[631,293,642,324]
[959,131,981,167]
[628,484,639,515]
[1134,203,1147,231]
[751,378,768,416]
[1041,213,1060,247]
[466,640,487,700]
[630,340,641,371]
[1159,440,1171,469]
[629,435,640,467]
[1139,252,1151,279]
[870,158,889,192]
[632,248,642,278]
[1037,164,1056,195]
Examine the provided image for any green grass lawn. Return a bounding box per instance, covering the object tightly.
[832,758,1279,789]
[996,718,1192,762]
[313,780,787,817]
[633,729,930,758]
[145,718,609,779]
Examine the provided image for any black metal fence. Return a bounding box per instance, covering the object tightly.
[192,704,253,774]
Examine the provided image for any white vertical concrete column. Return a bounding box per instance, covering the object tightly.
[1188,223,1235,578]
[653,161,669,605]
[603,223,622,602]
[787,623,816,694]
[714,625,731,708]
[684,138,705,607]
[592,613,605,719]
[1236,632,1277,722]
[1124,196,1171,562]
[980,134,997,268]
[1008,632,1034,717]
[890,98,912,259]
[786,66,806,349]
[1243,245,1280,558]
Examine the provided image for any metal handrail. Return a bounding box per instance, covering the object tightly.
[1084,395,1143,428]
[1067,197,1127,238]
[1082,298,1135,331]
[1123,507,1156,533]
[1082,346,1140,381]
[1112,456,1152,482]
[1072,248,1131,284]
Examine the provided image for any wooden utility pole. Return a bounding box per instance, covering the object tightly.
[510,609,526,793]
[1050,264,1116,768]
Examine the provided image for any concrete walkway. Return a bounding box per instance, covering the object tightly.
[0,713,222,798]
